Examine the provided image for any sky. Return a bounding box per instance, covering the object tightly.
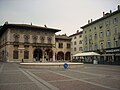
[0,0,120,35]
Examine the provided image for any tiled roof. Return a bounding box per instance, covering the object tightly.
[69,31,83,37]
[81,10,120,28]
[0,23,61,36]
[55,35,71,40]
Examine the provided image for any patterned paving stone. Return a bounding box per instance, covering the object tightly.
[50,80,110,90]
[0,83,41,90]
[0,73,32,83]
[34,71,70,81]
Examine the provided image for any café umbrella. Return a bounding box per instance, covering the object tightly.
[73,52,100,57]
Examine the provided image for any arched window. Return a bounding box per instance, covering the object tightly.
[47,37,52,44]
[24,35,30,43]
[13,34,20,42]
[40,36,45,43]
[32,35,38,43]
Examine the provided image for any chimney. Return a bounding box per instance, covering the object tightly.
[118,5,120,10]
[77,30,79,33]
[103,12,105,17]
[44,24,47,28]
[88,20,90,24]
[5,21,8,24]
[30,22,32,25]
[110,10,112,13]
[91,19,92,22]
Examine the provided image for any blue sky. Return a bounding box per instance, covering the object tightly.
[0,0,120,35]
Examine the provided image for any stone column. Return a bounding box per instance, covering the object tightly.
[53,51,56,62]
[29,46,33,62]
[64,52,66,61]
[42,48,45,62]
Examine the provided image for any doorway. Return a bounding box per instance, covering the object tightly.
[33,48,42,61]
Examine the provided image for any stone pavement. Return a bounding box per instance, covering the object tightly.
[0,62,120,90]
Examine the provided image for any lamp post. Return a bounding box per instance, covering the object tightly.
[18,48,25,62]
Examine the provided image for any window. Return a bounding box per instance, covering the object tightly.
[100,43,103,49]
[13,50,18,59]
[106,30,110,36]
[113,17,118,24]
[85,36,87,42]
[99,32,103,38]
[107,41,111,48]
[105,19,110,26]
[89,35,92,40]
[24,35,30,43]
[40,36,45,43]
[47,37,52,44]
[33,35,38,43]
[67,43,70,48]
[99,22,103,29]
[74,41,76,45]
[94,34,97,39]
[24,50,29,59]
[74,47,76,51]
[79,40,82,44]
[84,46,88,51]
[59,43,63,48]
[79,35,82,38]
[89,45,93,51]
[74,36,76,39]
[115,40,118,47]
[94,45,97,50]
[94,27,96,30]
[13,34,19,42]
[79,47,82,51]
[114,28,118,34]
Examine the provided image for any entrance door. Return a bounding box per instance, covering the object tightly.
[33,48,42,61]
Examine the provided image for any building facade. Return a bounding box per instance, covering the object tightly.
[69,30,83,58]
[81,6,120,64]
[0,23,60,62]
[55,34,71,61]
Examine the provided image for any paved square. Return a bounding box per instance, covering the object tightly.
[0,62,120,90]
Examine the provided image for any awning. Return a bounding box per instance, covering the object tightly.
[73,52,100,57]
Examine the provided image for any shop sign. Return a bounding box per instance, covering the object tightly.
[106,48,120,53]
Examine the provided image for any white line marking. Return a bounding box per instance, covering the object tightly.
[48,70,119,90]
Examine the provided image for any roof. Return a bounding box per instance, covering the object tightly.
[81,9,120,29]
[55,35,71,40]
[0,23,61,36]
[69,31,83,37]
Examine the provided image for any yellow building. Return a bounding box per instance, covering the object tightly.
[81,5,120,64]
[0,23,60,62]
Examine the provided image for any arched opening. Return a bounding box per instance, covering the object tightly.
[57,51,64,60]
[33,48,42,61]
[65,52,71,60]
[45,49,53,61]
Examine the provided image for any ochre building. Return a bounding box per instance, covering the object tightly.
[0,23,61,62]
